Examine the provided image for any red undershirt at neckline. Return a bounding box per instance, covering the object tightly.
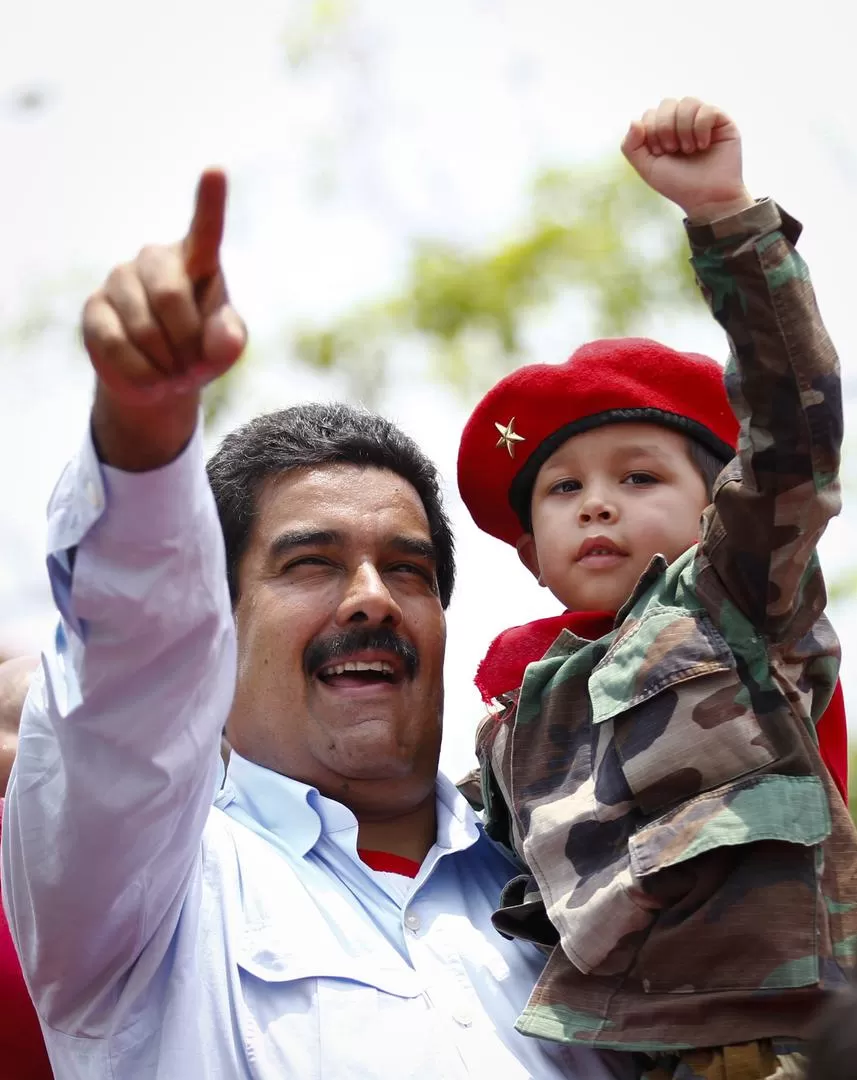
[358,849,421,878]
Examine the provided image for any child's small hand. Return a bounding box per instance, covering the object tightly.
[622,98,754,223]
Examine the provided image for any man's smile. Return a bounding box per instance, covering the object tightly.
[315,649,405,690]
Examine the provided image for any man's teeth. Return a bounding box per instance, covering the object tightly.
[320,660,395,677]
[588,547,616,555]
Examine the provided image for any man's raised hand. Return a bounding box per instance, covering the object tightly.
[85,169,247,470]
[621,97,754,224]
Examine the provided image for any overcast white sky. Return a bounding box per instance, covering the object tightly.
[1,0,855,779]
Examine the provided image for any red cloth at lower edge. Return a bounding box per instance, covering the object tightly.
[0,800,54,1079]
[358,849,421,878]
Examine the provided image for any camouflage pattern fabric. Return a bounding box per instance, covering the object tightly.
[476,199,857,1051]
[640,1041,807,1079]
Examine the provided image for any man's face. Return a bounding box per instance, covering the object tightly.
[518,423,709,613]
[227,464,446,815]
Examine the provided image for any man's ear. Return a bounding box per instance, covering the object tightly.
[516,533,544,586]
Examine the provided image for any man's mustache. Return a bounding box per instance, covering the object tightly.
[304,626,419,680]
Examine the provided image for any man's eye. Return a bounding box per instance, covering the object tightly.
[390,564,438,592]
[391,563,430,580]
[624,472,658,485]
[282,556,330,572]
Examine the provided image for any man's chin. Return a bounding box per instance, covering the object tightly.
[326,737,417,781]
[316,716,438,780]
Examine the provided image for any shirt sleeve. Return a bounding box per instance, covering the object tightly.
[689,199,842,644]
[0,420,236,1035]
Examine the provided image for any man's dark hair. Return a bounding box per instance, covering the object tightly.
[206,403,456,609]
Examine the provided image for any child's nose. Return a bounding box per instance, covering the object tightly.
[578,495,617,525]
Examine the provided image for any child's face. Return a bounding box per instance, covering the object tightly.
[517,422,710,613]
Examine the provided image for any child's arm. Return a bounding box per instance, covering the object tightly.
[623,99,841,644]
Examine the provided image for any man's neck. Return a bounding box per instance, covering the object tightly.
[355,791,437,865]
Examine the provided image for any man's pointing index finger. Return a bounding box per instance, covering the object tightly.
[183,168,227,284]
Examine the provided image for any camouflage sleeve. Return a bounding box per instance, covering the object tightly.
[688,199,842,643]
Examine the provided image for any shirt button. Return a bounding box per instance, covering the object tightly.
[404,912,421,932]
[85,480,102,510]
[453,1009,473,1028]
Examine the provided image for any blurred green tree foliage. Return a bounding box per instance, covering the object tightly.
[279,0,704,401]
[293,161,702,401]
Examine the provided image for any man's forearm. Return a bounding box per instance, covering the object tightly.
[91,382,200,472]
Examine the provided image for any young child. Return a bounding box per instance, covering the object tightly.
[457,98,857,1079]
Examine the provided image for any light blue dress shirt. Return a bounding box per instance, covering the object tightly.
[1,424,634,1080]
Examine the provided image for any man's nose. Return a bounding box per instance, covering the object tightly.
[335,563,403,627]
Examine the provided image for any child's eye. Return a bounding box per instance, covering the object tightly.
[623,472,658,486]
[550,478,581,494]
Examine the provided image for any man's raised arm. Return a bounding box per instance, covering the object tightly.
[1,171,246,1034]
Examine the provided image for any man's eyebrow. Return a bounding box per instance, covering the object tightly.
[389,536,436,563]
[266,530,435,563]
[268,529,342,560]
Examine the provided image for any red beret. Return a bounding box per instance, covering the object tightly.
[457,337,738,546]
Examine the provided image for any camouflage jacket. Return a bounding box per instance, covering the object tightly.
[476,199,857,1053]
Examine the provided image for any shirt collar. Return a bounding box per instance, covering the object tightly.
[217,751,482,859]
[434,770,482,851]
[614,545,699,626]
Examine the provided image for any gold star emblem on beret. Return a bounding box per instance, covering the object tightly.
[494,417,525,457]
